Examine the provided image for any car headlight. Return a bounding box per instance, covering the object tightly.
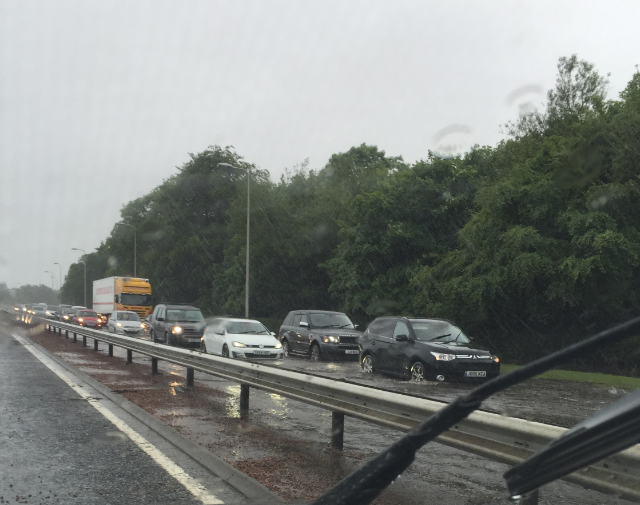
[491,355,500,363]
[117,322,122,327]
[322,336,339,343]
[140,323,145,328]
[172,326,183,334]
[430,352,456,361]
[46,311,51,315]
[275,342,282,349]
[232,341,246,347]
[63,315,69,320]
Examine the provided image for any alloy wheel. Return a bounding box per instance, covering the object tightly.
[410,361,426,382]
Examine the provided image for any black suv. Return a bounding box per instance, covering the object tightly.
[279,310,361,361]
[359,317,500,381]
[150,303,206,347]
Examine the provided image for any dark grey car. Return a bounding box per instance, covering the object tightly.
[278,310,361,361]
[149,303,206,347]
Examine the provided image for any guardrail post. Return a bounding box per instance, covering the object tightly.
[331,412,344,450]
[108,344,113,357]
[151,357,160,375]
[240,384,249,415]
[65,329,69,339]
[47,324,51,333]
[126,349,133,364]
[73,332,77,343]
[186,367,194,388]
[93,339,99,351]
[82,335,87,347]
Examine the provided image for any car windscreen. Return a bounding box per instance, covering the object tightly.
[410,320,470,344]
[309,313,355,329]
[117,312,140,321]
[224,321,270,334]
[120,293,152,306]
[166,309,204,322]
[79,311,97,317]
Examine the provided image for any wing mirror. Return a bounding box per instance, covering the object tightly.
[270,331,276,336]
[395,334,409,342]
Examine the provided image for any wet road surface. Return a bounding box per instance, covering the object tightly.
[11,319,638,505]
[0,327,246,504]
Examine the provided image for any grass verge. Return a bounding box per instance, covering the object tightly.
[500,364,640,389]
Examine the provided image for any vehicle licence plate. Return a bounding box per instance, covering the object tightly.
[464,371,486,377]
[344,350,359,354]
[253,350,270,355]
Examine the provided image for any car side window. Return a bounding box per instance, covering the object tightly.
[393,321,410,339]
[378,319,396,338]
[291,314,301,326]
[300,313,307,325]
[283,312,293,326]
[158,308,165,320]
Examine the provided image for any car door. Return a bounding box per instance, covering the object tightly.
[287,313,302,352]
[389,320,412,373]
[372,318,396,372]
[297,312,311,355]
[153,307,165,339]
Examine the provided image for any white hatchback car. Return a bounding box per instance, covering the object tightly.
[108,311,144,336]
[202,317,283,359]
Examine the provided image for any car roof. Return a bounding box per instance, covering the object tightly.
[289,309,346,315]
[212,317,263,323]
[162,304,200,310]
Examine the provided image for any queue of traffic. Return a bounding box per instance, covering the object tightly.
[13,296,501,383]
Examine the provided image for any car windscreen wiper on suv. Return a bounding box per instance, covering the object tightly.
[307,315,640,505]
[430,333,451,341]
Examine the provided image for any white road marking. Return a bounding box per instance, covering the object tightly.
[11,333,223,505]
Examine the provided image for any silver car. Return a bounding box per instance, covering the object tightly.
[107,311,144,336]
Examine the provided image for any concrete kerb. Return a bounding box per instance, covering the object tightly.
[21,331,283,503]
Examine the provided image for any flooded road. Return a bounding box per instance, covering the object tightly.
[11,320,637,505]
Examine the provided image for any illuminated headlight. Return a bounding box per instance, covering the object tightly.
[274,342,282,349]
[232,341,246,348]
[63,315,70,320]
[140,323,145,328]
[46,311,51,315]
[78,318,84,322]
[491,355,500,363]
[430,352,456,361]
[172,326,183,334]
[322,336,339,343]
[116,322,122,327]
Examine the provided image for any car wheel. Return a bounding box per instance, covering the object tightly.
[310,344,322,362]
[410,361,426,382]
[361,354,375,373]
[222,344,230,358]
[282,340,290,357]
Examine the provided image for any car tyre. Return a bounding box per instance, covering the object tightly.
[222,344,230,358]
[410,361,426,382]
[310,343,322,362]
[282,340,290,357]
[361,353,375,373]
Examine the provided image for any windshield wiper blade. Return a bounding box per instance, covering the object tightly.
[430,333,451,341]
[310,315,640,505]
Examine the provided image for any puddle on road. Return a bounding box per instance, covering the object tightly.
[77,367,132,375]
[55,352,109,366]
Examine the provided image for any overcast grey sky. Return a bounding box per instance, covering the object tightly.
[1,0,639,289]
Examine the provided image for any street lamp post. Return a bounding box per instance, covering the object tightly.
[44,271,54,290]
[217,162,251,318]
[115,222,136,277]
[71,248,86,307]
[53,262,62,302]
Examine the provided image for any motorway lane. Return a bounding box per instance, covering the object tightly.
[0,329,247,505]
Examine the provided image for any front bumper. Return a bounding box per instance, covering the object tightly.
[319,343,360,360]
[431,360,500,380]
[232,350,284,360]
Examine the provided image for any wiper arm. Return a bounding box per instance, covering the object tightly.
[311,315,640,505]
[430,333,451,341]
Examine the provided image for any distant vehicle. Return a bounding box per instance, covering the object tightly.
[72,309,102,329]
[56,304,72,320]
[278,310,361,361]
[359,317,500,381]
[202,317,283,359]
[107,311,143,336]
[149,303,205,347]
[45,306,59,319]
[93,276,153,320]
[31,305,47,317]
[59,306,78,322]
